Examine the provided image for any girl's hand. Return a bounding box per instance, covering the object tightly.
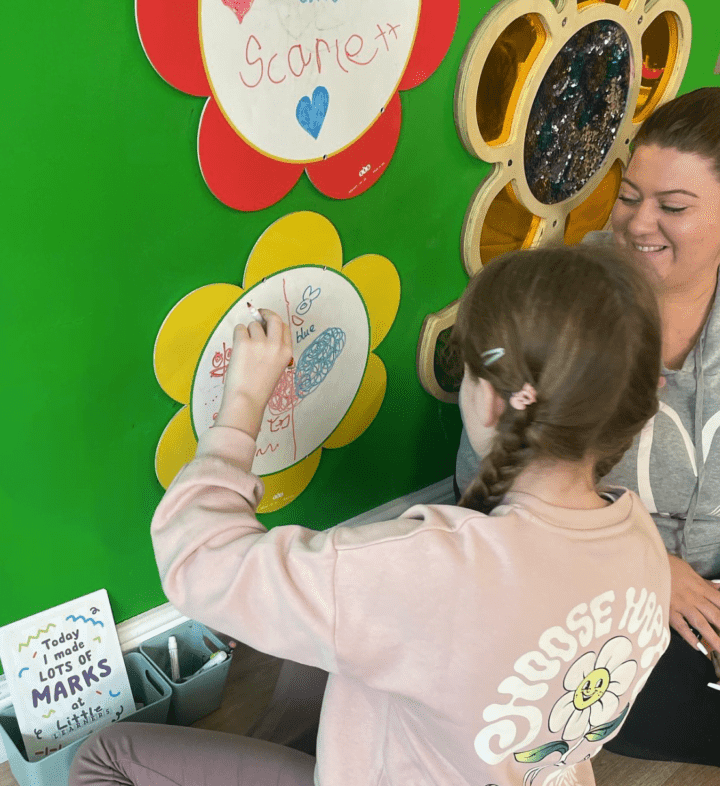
[668,553,720,652]
[214,310,292,439]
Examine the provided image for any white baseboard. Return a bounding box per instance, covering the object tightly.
[117,604,188,654]
[0,477,454,764]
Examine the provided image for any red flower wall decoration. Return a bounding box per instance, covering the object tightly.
[136,0,458,211]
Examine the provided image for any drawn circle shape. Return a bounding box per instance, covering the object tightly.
[191,267,370,475]
[524,20,630,205]
[200,0,421,163]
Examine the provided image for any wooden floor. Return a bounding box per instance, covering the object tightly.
[2,643,719,786]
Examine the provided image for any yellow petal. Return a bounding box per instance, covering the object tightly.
[244,212,343,288]
[324,354,386,449]
[154,284,243,404]
[155,407,197,489]
[342,255,400,350]
[257,448,322,513]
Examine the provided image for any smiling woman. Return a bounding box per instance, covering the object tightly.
[597,88,720,767]
[456,86,720,768]
[612,145,720,297]
[611,144,720,368]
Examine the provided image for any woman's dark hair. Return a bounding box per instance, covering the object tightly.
[452,244,661,512]
[633,87,720,179]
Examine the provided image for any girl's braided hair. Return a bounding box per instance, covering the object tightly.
[451,244,661,512]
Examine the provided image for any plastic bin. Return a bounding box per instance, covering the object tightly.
[0,651,171,786]
[140,621,231,726]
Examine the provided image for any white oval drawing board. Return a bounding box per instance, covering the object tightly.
[192,266,370,475]
[201,0,421,162]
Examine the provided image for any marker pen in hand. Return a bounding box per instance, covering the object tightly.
[246,302,294,367]
[247,302,267,328]
[168,636,181,682]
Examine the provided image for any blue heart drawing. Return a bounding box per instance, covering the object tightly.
[296,86,329,140]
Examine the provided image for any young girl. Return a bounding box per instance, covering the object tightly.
[71,244,671,786]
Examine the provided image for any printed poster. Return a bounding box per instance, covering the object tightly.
[0,589,133,760]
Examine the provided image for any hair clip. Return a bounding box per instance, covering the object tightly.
[481,348,505,366]
[509,383,537,411]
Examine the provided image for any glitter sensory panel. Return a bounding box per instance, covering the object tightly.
[524,20,631,205]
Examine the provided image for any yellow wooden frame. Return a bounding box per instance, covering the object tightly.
[418,0,692,402]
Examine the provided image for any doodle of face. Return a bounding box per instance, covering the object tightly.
[573,667,610,710]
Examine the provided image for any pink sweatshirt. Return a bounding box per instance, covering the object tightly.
[151,426,671,786]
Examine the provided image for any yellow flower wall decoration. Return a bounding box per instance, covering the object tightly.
[154,211,400,512]
[418,0,691,402]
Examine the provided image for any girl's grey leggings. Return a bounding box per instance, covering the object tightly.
[68,722,316,786]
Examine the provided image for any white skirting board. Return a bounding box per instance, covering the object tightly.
[0,476,455,763]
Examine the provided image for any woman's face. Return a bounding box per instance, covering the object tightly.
[611,144,720,294]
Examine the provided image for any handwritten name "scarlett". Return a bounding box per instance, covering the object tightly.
[239,23,402,88]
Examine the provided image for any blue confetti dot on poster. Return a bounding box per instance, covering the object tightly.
[295,327,346,398]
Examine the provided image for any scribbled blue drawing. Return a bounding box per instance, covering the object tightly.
[66,614,104,627]
[109,690,121,697]
[18,668,29,678]
[18,624,56,651]
[296,285,321,316]
[296,86,329,139]
[294,328,346,399]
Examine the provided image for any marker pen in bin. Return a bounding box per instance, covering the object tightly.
[182,650,228,682]
[168,635,181,682]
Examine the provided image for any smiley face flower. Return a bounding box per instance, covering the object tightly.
[153,211,400,513]
[135,0,458,210]
[548,636,637,742]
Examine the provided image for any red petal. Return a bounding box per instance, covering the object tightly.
[306,93,401,200]
[198,98,304,211]
[399,0,459,90]
[136,0,210,96]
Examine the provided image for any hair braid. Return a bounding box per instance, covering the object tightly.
[460,407,536,512]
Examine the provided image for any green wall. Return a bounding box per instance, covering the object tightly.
[2,2,718,641]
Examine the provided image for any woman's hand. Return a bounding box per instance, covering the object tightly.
[214,310,292,440]
[668,553,720,652]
